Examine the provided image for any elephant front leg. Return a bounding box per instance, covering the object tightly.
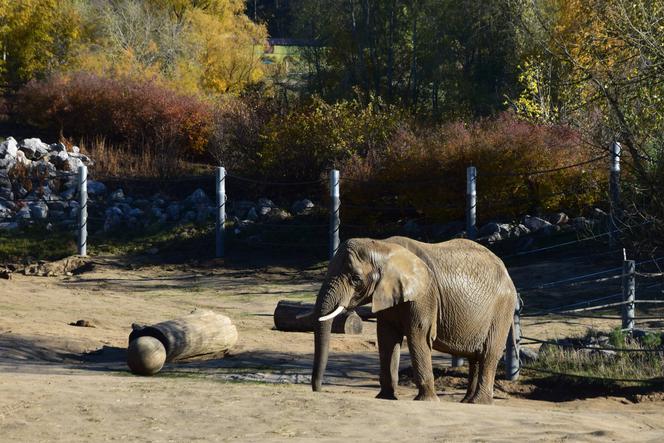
[406,332,439,401]
[376,318,402,400]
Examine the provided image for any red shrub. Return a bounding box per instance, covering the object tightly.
[16,72,213,155]
[342,113,606,223]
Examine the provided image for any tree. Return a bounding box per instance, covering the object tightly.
[0,0,82,86]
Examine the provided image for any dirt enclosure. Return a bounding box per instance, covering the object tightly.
[1,252,664,442]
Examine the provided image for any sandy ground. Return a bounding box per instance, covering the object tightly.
[1,255,664,442]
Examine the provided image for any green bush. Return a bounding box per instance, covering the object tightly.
[259,96,403,181]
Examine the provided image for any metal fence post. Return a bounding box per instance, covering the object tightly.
[609,141,621,246]
[622,259,635,333]
[216,167,226,258]
[77,165,87,256]
[466,166,477,240]
[454,166,477,368]
[329,169,340,261]
[505,293,521,381]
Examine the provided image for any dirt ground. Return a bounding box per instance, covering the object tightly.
[1,252,664,442]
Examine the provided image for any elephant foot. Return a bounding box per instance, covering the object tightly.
[465,394,493,405]
[376,390,398,400]
[414,391,439,402]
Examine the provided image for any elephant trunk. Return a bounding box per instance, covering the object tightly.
[312,317,332,392]
[312,282,344,392]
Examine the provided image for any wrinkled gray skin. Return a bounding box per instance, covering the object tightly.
[312,236,516,404]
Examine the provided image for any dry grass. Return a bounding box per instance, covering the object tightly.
[76,137,213,179]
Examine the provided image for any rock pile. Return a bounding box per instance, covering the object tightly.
[0,137,93,230]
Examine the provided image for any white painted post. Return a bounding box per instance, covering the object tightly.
[216,167,226,258]
[622,259,635,333]
[609,142,621,246]
[505,294,521,381]
[329,169,340,261]
[466,166,477,240]
[454,166,477,368]
[77,165,87,256]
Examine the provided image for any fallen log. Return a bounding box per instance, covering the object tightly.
[273,301,363,335]
[128,309,238,375]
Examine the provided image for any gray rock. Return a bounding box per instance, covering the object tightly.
[593,208,608,219]
[60,186,76,200]
[151,207,164,219]
[479,222,501,237]
[66,155,84,172]
[87,180,107,196]
[433,221,465,238]
[49,210,65,220]
[0,187,13,201]
[0,202,12,219]
[268,208,291,222]
[187,188,209,205]
[183,210,196,222]
[246,207,258,222]
[49,142,67,152]
[291,199,314,215]
[166,203,181,220]
[484,232,502,243]
[519,347,539,364]
[257,197,275,208]
[129,207,143,217]
[0,137,18,158]
[16,206,31,220]
[15,150,31,166]
[258,205,271,216]
[69,151,93,166]
[47,201,68,212]
[523,215,552,232]
[572,217,593,231]
[548,212,569,225]
[19,138,49,160]
[509,224,530,238]
[48,150,69,168]
[0,221,19,230]
[110,188,125,202]
[0,156,16,170]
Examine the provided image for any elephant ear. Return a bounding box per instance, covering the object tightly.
[371,244,430,313]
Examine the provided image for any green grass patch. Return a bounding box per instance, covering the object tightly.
[0,224,77,262]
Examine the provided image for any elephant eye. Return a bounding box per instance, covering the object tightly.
[351,274,363,286]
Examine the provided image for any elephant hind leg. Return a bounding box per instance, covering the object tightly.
[460,359,479,403]
[467,314,512,404]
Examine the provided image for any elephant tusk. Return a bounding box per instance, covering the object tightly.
[295,310,315,320]
[318,306,345,322]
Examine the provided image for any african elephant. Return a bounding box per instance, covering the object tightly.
[312,236,517,404]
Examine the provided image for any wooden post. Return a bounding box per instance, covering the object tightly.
[77,165,87,256]
[329,169,340,261]
[622,259,635,333]
[609,141,621,247]
[505,294,521,381]
[215,167,226,258]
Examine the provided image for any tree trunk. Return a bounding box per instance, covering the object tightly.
[273,301,363,334]
[129,309,238,362]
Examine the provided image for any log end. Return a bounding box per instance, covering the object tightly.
[127,336,167,376]
[342,311,363,335]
